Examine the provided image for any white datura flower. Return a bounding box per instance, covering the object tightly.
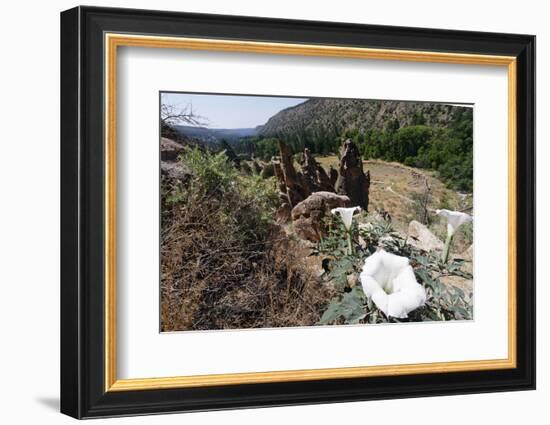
[331,206,361,231]
[360,249,426,319]
[435,209,472,237]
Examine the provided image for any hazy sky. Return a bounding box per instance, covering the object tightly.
[161,92,307,129]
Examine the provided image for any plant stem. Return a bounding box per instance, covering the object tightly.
[347,231,353,256]
[441,232,453,264]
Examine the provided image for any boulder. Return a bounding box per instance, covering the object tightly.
[160,161,192,184]
[455,245,473,275]
[407,220,444,252]
[440,275,473,294]
[267,223,326,280]
[291,191,351,242]
[274,203,292,223]
[335,139,370,210]
[460,244,474,262]
[160,137,185,161]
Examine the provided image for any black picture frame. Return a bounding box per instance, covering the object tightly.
[61,5,536,419]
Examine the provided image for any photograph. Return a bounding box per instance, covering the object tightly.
[160,92,474,332]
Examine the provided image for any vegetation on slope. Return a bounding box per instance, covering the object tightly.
[230,99,473,191]
[160,147,335,331]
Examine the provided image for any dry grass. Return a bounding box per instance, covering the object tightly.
[160,175,334,332]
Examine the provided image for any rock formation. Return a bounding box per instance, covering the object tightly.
[407,220,444,252]
[300,148,335,193]
[161,137,185,161]
[275,141,310,209]
[160,137,192,184]
[272,159,291,222]
[328,166,338,187]
[291,191,351,242]
[460,244,474,262]
[335,139,370,210]
[272,139,370,226]
[161,161,192,183]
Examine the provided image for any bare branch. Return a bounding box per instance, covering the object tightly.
[161,103,208,127]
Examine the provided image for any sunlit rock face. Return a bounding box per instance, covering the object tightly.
[160,137,192,184]
[300,148,335,193]
[335,139,370,211]
[407,220,444,252]
[276,140,310,207]
[291,192,351,242]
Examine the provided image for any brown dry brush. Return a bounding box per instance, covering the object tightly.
[160,166,333,332]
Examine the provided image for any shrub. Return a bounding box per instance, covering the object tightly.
[181,146,238,196]
[161,148,331,331]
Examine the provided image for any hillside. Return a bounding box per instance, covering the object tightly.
[258,98,470,138]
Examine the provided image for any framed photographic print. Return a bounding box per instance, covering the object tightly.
[60,6,536,419]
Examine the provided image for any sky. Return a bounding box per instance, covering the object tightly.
[161,92,307,129]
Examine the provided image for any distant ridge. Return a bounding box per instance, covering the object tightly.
[257,98,470,138]
[173,125,258,143]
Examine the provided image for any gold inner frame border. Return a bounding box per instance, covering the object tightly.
[104,33,517,392]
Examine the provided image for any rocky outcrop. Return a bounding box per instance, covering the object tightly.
[161,137,192,184]
[440,275,473,293]
[267,223,327,281]
[335,139,370,210]
[161,137,185,161]
[161,161,192,184]
[300,148,334,193]
[276,141,310,208]
[272,159,292,222]
[407,220,444,252]
[273,140,370,223]
[291,192,350,242]
[328,166,338,187]
[460,244,474,262]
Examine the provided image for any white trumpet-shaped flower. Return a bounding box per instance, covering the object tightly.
[360,249,426,318]
[436,209,472,237]
[436,209,472,263]
[331,206,361,231]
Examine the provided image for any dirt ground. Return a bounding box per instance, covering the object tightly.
[316,156,473,253]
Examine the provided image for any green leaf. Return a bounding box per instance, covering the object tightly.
[318,300,343,325]
[318,286,367,325]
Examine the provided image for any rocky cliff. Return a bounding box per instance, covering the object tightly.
[258,98,469,138]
